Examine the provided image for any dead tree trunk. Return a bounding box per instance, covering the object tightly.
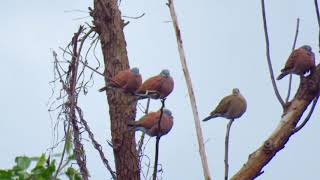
[91,0,140,179]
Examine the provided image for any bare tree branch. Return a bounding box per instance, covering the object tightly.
[137,97,151,167]
[224,119,234,180]
[293,96,319,134]
[122,13,146,19]
[231,64,320,179]
[152,98,166,180]
[261,0,285,107]
[79,59,104,76]
[286,18,300,103]
[314,0,320,51]
[167,1,211,179]
[230,2,320,179]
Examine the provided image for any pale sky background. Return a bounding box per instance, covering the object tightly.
[1,0,320,179]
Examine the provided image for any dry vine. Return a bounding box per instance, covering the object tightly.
[48,25,115,179]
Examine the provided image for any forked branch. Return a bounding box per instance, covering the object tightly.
[230,2,320,179]
[231,65,320,179]
[286,18,300,103]
[261,0,285,107]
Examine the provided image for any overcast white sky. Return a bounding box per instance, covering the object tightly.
[1,0,320,179]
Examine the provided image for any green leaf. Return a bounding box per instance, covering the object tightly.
[31,157,56,179]
[14,156,31,170]
[67,154,75,161]
[34,154,46,168]
[65,167,81,180]
[0,169,14,180]
[65,130,72,155]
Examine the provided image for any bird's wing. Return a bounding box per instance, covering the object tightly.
[126,74,142,92]
[135,112,159,129]
[109,70,130,88]
[211,95,233,115]
[137,76,164,93]
[159,77,174,97]
[282,49,301,72]
[149,114,173,136]
[160,115,173,135]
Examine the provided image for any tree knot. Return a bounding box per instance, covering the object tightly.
[263,140,274,154]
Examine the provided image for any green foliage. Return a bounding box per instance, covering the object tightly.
[0,154,80,180]
[65,167,82,180]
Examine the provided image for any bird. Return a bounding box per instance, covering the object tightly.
[99,67,142,94]
[277,45,316,80]
[136,69,174,99]
[128,109,174,137]
[203,88,247,121]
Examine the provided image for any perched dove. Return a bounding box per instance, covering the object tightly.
[136,69,174,99]
[128,109,174,137]
[203,88,247,121]
[99,67,142,94]
[277,45,315,80]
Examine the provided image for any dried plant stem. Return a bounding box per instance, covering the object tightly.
[137,97,151,163]
[53,122,71,180]
[167,1,211,179]
[315,0,320,49]
[68,26,89,180]
[286,18,300,103]
[261,0,285,107]
[76,107,116,179]
[152,99,166,180]
[224,119,234,180]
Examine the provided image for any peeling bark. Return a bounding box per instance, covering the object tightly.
[231,66,320,180]
[91,0,140,179]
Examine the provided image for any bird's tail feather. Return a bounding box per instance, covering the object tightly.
[127,121,136,127]
[276,71,289,80]
[202,116,212,121]
[202,114,219,121]
[127,122,146,133]
[135,126,147,133]
[136,95,147,100]
[98,86,109,92]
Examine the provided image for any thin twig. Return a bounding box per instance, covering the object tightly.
[53,122,71,180]
[137,97,151,164]
[59,42,104,77]
[293,96,319,134]
[166,1,211,179]
[261,0,285,107]
[50,25,99,179]
[152,99,166,180]
[76,107,116,179]
[291,18,300,52]
[122,13,146,19]
[315,0,320,51]
[224,119,234,180]
[79,59,104,76]
[145,97,151,114]
[286,18,300,103]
